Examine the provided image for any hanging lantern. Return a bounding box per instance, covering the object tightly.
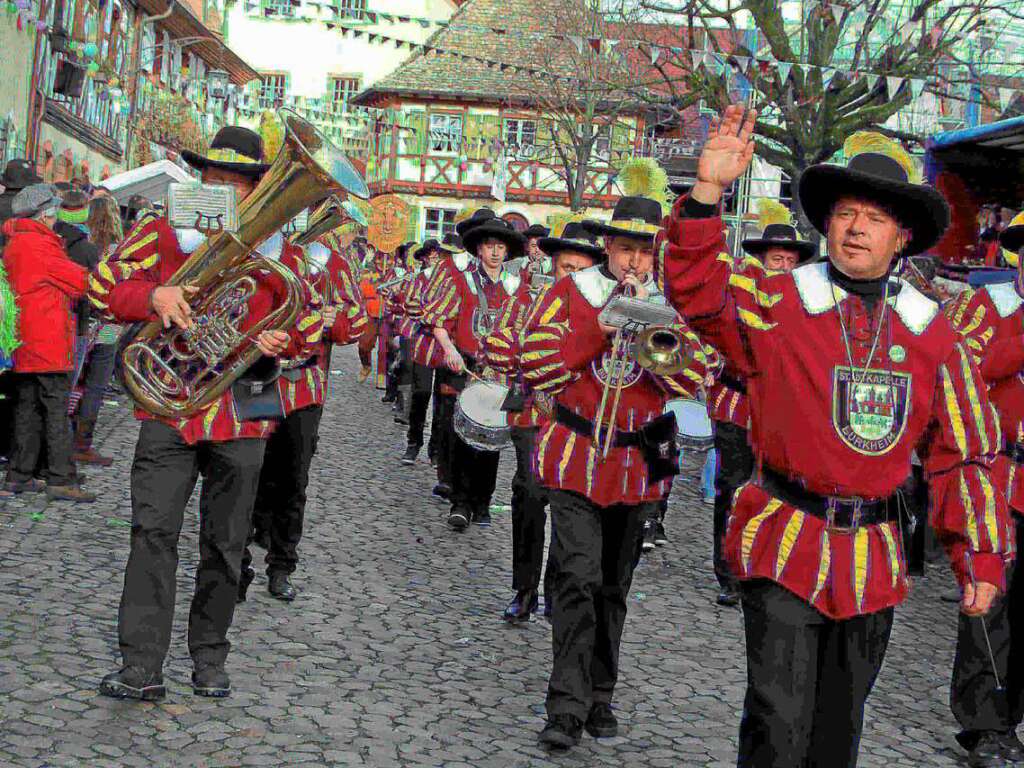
[83,41,98,58]
[108,77,118,88]
[35,19,45,31]
[5,2,18,14]
[86,61,100,75]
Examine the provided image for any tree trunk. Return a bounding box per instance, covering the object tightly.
[789,167,822,249]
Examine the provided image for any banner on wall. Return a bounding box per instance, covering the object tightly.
[367,194,412,253]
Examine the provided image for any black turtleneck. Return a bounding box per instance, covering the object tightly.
[827,260,899,314]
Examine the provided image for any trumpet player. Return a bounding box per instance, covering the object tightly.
[483,222,604,624]
[520,196,713,750]
[421,213,527,530]
[88,126,325,702]
[662,105,1009,767]
[240,225,368,603]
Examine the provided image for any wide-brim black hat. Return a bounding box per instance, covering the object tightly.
[742,223,818,264]
[462,219,525,257]
[1,158,41,191]
[538,221,605,261]
[523,224,550,239]
[181,126,271,177]
[440,233,463,253]
[415,238,441,261]
[1000,221,1024,254]
[797,153,949,257]
[455,207,497,237]
[582,196,662,241]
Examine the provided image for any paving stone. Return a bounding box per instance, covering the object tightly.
[0,346,972,767]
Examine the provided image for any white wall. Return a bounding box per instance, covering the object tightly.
[225,0,456,101]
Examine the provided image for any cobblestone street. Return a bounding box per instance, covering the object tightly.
[0,346,981,767]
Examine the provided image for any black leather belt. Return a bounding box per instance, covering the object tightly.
[1000,441,1024,463]
[760,468,899,531]
[555,404,643,448]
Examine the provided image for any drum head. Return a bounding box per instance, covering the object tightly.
[665,398,713,448]
[459,381,509,428]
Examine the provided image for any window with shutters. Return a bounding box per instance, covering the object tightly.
[262,0,298,17]
[336,0,366,18]
[329,76,361,114]
[428,113,462,155]
[259,73,288,109]
[424,207,457,240]
[504,118,537,160]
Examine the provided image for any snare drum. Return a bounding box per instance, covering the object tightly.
[664,398,713,451]
[454,380,512,451]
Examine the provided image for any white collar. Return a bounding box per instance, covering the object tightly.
[791,261,938,336]
[571,265,664,308]
[984,281,1024,318]
[452,251,474,272]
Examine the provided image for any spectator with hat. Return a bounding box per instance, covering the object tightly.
[2,182,93,502]
[0,159,42,249]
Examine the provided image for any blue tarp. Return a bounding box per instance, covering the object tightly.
[927,115,1024,151]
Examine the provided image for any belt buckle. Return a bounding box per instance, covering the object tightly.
[825,496,862,533]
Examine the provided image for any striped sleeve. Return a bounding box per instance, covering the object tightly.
[520,281,602,394]
[420,271,462,327]
[87,212,164,320]
[334,256,369,341]
[945,288,996,366]
[925,341,1011,590]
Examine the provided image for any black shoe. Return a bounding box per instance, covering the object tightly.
[447,507,470,531]
[654,522,668,546]
[432,483,452,500]
[268,572,297,601]
[382,392,396,403]
[474,508,492,527]
[401,445,420,466]
[99,666,165,701]
[716,585,740,608]
[539,714,583,749]
[192,664,231,698]
[964,730,1010,767]
[237,565,255,604]
[641,521,656,552]
[584,702,619,738]
[503,589,538,623]
[1002,730,1024,764]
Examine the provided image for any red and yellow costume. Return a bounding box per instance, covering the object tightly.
[273,239,367,416]
[948,282,1024,514]
[87,213,323,443]
[660,199,1011,619]
[519,265,713,507]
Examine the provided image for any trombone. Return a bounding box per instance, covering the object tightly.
[593,286,692,459]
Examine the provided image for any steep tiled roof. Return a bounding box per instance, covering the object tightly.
[354,0,581,105]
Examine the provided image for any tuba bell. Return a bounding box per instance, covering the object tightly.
[121,109,369,419]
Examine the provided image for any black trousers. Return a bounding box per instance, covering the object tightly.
[434,366,465,488]
[546,489,650,721]
[118,421,266,670]
[8,372,77,486]
[0,370,17,458]
[451,430,500,515]
[244,404,323,577]
[713,422,755,589]
[951,517,1024,741]
[510,426,554,594]
[406,362,434,450]
[737,579,894,768]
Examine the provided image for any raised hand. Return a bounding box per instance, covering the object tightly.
[692,104,758,205]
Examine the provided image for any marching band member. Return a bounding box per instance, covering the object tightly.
[422,214,526,530]
[520,197,712,749]
[662,106,1010,767]
[945,212,1024,766]
[379,242,416,412]
[484,222,604,623]
[505,223,552,281]
[240,224,368,604]
[708,202,817,607]
[88,126,325,701]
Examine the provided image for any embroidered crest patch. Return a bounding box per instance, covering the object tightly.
[591,349,643,389]
[831,367,911,455]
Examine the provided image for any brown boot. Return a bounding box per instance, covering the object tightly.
[45,484,97,503]
[73,417,113,467]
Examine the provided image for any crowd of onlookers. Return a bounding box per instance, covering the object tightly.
[0,158,145,504]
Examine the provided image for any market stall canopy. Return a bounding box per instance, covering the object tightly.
[101,160,193,206]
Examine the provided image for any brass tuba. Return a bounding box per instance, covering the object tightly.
[121,109,369,419]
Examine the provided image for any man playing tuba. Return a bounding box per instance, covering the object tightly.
[88,125,324,702]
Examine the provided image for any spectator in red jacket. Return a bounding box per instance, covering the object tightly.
[2,183,93,503]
